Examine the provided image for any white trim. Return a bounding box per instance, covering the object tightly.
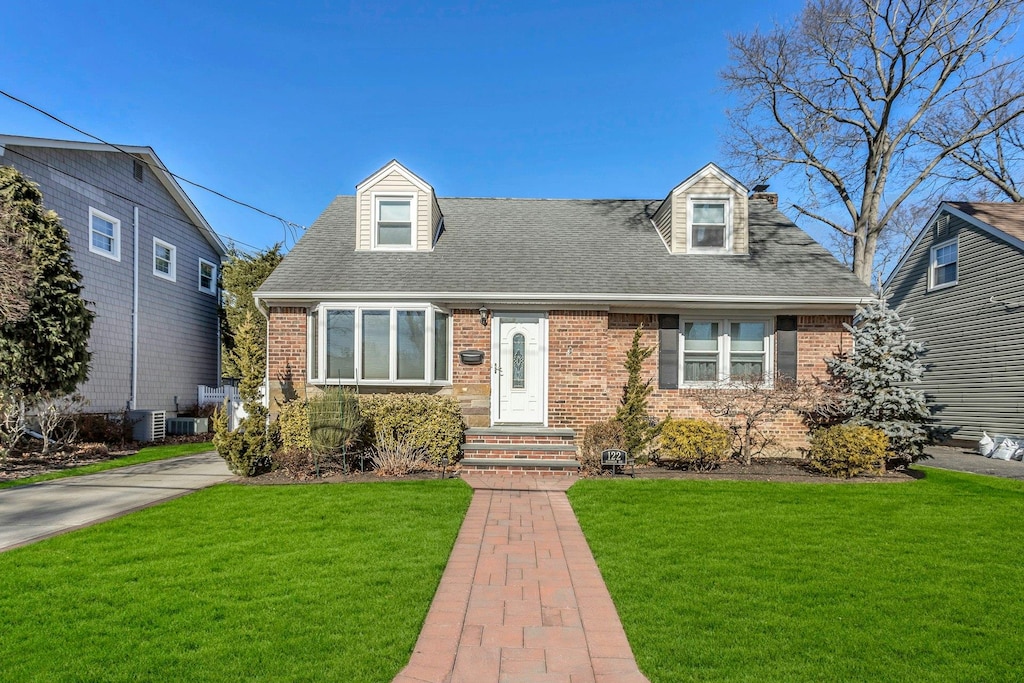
[686,195,733,254]
[198,258,218,295]
[356,159,432,194]
[152,237,176,281]
[679,316,774,388]
[927,237,959,291]
[490,312,548,426]
[256,290,872,307]
[649,216,672,252]
[669,162,748,196]
[371,192,418,250]
[0,135,227,256]
[88,207,121,260]
[130,207,139,409]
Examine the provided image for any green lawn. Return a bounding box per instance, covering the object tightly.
[0,480,472,682]
[0,441,215,489]
[568,468,1024,682]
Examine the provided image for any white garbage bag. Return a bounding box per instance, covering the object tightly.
[990,438,1018,461]
[978,432,995,457]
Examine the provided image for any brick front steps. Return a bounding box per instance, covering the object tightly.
[460,427,580,477]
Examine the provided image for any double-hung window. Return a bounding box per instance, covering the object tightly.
[198,259,217,295]
[680,318,771,385]
[929,239,958,290]
[153,238,176,281]
[311,305,450,384]
[374,196,415,248]
[688,198,731,252]
[89,208,120,260]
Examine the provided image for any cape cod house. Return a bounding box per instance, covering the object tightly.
[886,202,1024,442]
[0,134,226,429]
[255,160,872,473]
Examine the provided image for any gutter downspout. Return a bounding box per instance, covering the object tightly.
[254,294,270,410]
[130,206,140,410]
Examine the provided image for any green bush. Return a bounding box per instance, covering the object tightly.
[807,425,888,478]
[359,394,463,466]
[212,405,272,477]
[277,400,311,451]
[659,418,732,471]
[580,420,625,474]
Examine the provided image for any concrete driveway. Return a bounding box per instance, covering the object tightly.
[920,445,1024,481]
[0,452,232,552]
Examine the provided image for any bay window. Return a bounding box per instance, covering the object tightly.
[311,305,450,384]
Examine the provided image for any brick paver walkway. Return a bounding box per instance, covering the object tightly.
[394,476,648,683]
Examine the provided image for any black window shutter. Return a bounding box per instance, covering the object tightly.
[658,314,679,389]
[776,315,798,381]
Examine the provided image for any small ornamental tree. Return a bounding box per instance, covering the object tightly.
[220,245,283,379]
[825,299,931,468]
[0,167,93,396]
[615,323,655,461]
[213,310,271,476]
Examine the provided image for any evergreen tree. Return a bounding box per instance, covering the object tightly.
[826,299,931,468]
[616,323,655,461]
[220,244,282,378]
[0,167,93,395]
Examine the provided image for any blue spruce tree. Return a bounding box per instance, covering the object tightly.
[826,298,931,468]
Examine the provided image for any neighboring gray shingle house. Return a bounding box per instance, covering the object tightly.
[886,202,1024,442]
[257,160,872,473]
[0,134,227,414]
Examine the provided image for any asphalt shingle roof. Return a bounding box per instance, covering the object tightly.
[258,196,871,301]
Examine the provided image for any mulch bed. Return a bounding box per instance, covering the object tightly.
[0,435,211,483]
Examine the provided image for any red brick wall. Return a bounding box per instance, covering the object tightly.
[452,309,491,427]
[267,306,308,410]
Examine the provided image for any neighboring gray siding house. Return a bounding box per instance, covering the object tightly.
[886,202,1024,442]
[0,134,227,414]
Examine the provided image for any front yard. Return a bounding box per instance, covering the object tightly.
[568,468,1024,682]
[0,480,471,682]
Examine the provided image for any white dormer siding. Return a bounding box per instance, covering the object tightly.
[355,160,441,251]
[657,163,749,255]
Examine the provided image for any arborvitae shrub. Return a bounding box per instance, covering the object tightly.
[659,418,732,471]
[212,404,272,477]
[807,425,888,478]
[580,419,626,474]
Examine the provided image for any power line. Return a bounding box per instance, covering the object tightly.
[2,145,266,254]
[0,88,306,237]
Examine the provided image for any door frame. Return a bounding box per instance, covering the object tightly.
[489,311,548,426]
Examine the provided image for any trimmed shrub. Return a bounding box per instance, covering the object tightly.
[807,425,888,478]
[359,394,463,466]
[212,404,272,477]
[277,400,311,451]
[659,418,732,471]
[580,420,626,474]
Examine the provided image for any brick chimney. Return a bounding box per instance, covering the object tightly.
[749,191,779,206]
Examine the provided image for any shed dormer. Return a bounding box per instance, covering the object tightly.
[651,163,749,255]
[355,160,443,251]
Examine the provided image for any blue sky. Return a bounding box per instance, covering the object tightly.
[1,0,809,253]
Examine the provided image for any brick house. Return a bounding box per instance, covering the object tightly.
[255,160,872,473]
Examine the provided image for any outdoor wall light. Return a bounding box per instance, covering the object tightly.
[479,306,489,326]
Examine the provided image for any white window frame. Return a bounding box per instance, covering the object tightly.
[309,303,451,386]
[687,196,732,254]
[198,259,217,295]
[928,238,958,291]
[371,193,417,250]
[153,238,176,281]
[679,316,773,387]
[88,207,121,261]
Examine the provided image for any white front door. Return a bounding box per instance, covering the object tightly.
[492,314,546,424]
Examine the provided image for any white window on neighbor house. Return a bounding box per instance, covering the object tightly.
[688,198,732,252]
[929,239,958,290]
[680,318,771,385]
[198,259,217,295]
[311,305,451,384]
[89,208,120,260]
[153,238,176,281]
[373,195,415,249]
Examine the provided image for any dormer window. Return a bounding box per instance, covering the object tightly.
[688,198,731,252]
[374,195,416,248]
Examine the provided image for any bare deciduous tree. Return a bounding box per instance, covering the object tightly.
[723,0,1024,285]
